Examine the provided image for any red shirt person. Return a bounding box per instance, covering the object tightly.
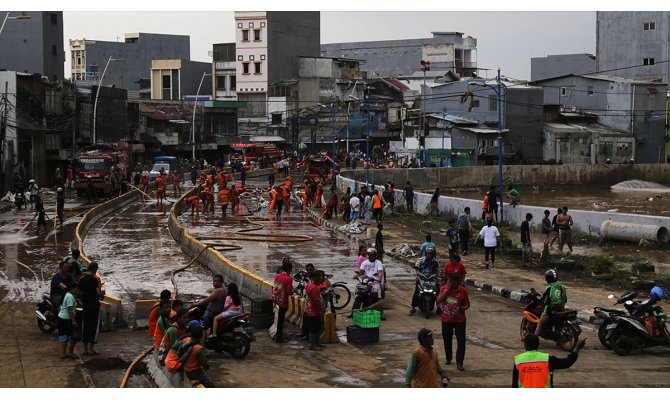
[304,270,326,350]
[272,259,293,343]
[437,275,470,370]
[444,254,467,283]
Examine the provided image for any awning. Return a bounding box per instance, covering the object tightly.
[459,127,510,134]
[250,135,285,142]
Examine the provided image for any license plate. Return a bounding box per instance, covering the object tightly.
[606,323,617,330]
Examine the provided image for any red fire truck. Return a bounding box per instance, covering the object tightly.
[229,143,283,165]
[74,143,129,197]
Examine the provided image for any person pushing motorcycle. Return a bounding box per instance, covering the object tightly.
[535,269,567,336]
[409,246,440,316]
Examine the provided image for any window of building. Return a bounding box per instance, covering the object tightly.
[260,22,265,28]
[648,88,657,99]
[473,100,480,108]
[271,113,282,125]
[560,87,567,96]
[643,22,656,30]
[249,55,254,61]
[216,76,226,89]
[242,30,249,41]
[643,58,655,65]
[254,62,261,74]
[254,29,261,41]
[51,13,57,24]
[488,95,497,111]
[249,22,254,28]
[587,86,594,96]
[242,62,250,74]
[237,23,243,28]
[162,75,171,89]
[260,54,265,60]
[230,76,236,91]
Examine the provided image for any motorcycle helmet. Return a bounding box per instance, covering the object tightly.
[366,247,377,255]
[650,286,667,301]
[187,319,203,332]
[544,269,558,284]
[425,246,436,255]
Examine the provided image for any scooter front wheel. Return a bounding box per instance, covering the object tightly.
[519,318,534,340]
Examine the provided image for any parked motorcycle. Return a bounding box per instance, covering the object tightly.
[204,312,255,359]
[14,190,26,210]
[593,290,643,348]
[351,276,379,311]
[604,286,669,356]
[35,293,58,333]
[416,272,438,319]
[519,288,581,351]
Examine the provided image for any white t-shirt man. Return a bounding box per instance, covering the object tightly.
[349,196,360,212]
[479,225,500,247]
[359,259,384,298]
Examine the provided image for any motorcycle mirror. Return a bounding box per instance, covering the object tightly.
[607,294,615,299]
[625,300,634,306]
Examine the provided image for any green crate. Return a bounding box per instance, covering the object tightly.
[353,310,381,328]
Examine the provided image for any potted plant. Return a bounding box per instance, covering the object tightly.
[591,253,614,280]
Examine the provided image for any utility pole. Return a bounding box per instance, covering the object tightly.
[0,82,8,194]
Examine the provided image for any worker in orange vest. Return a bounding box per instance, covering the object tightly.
[268,186,278,213]
[218,185,231,218]
[297,190,308,212]
[281,184,290,213]
[513,334,585,388]
[315,179,323,208]
[172,170,181,197]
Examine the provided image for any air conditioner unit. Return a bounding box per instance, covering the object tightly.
[479,147,486,155]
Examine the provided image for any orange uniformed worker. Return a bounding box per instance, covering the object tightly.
[315,179,323,208]
[172,170,181,197]
[268,186,278,213]
[218,185,231,218]
[512,334,585,388]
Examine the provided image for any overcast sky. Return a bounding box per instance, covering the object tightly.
[61,11,596,81]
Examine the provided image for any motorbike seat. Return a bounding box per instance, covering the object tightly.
[550,309,577,318]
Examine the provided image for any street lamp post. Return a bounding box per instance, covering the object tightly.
[93,56,123,144]
[192,72,212,161]
[0,12,31,37]
[469,67,507,222]
[365,111,371,186]
[441,107,447,167]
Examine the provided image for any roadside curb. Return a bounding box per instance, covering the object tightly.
[306,208,598,325]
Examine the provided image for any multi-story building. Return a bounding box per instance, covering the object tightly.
[234,11,320,124]
[0,11,64,82]
[149,60,212,101]
[422,79,544,166]
[597,12,670,83]
[211,43,237,100]
[69,33,190,97]
[534,74,667,163]
[531,54,596,82]
[320,32,477,79]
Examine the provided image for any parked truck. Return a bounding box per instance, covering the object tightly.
[74,143,129,197]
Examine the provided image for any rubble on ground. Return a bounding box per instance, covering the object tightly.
[390,243,421,258]
[338,221,365,234]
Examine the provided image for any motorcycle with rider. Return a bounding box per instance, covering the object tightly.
[408,246,440,318]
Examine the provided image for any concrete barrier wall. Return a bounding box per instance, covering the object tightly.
[74,188,143,330]
[343,164,670,188]
[168,188,273,302]
[337,175,670,238]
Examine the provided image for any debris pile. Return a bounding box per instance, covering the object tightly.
[338,221,365,234]
[390,243,421,258]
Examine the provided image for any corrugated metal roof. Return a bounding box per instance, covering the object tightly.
[427,113,479,125]
[250,135,285,142]
[459,127,510,134]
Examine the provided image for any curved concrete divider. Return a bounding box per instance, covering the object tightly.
[336,175,670,239]
[168,188,273,304]
[74,189,143,330]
